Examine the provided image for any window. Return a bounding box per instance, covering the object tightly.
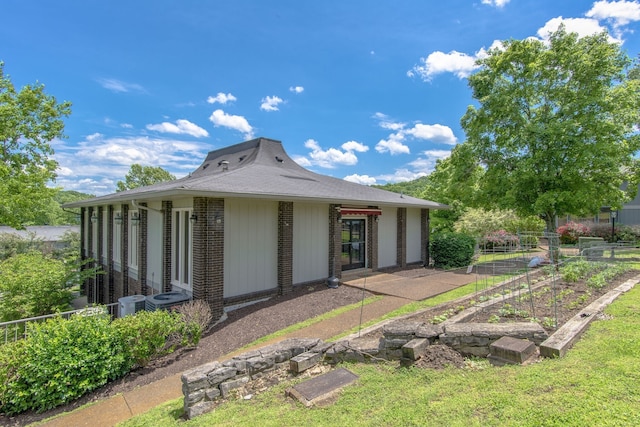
[113,211,122,268]
[128,210,139,271]
[172,209,193,290]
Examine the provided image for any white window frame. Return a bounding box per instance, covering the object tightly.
[171,209,193,291]
[128,210,139,272]
[113,210,122,270]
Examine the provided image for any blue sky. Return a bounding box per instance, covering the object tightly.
[2,0,640,196]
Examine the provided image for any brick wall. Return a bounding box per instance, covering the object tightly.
[367,213,379,270]
[162,201,173,293]
[328,204,342,279]
[421,209,430,266]
[192,197,225,320]
[278,201,293,295]
[139,203,148,295]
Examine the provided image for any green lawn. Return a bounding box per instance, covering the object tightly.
[119,282,640,426]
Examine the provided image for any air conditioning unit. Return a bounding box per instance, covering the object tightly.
[118,295,146,317]
[145,291,191,311]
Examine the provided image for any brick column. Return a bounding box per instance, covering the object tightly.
[87,207,96,304]
[367,213,379,270]
[162,200,173,292]
[328,204,342,279]
[421,209,430,267]
[96,206,104,304]
[107,205,115,303]
[192,197,225,320]
[278,201,293,295]
[139,203,148,296]
[121,204,129,297]
[397,208,407,268]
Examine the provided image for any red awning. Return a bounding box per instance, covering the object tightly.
[340,208,382,216]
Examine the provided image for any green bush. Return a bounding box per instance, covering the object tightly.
[454,208,544,238]
[430,232,475,269]
[0,313,130,415]
[111,310,185,368]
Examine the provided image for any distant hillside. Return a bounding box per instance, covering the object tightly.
[373,176,430,199]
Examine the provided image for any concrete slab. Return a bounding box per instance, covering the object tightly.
[286,368,358,407]
[488,336,537,366]
[343,270,487,301]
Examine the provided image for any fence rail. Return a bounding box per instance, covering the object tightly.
[0,303,119,345]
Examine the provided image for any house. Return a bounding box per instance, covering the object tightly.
[64,137,447,320]
[0,225,80,255]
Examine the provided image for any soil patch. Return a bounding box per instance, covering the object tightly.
[403,269,639,334]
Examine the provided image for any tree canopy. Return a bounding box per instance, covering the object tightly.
[460,28,640,231]
[0,62,71,229]
[116,164,176,192]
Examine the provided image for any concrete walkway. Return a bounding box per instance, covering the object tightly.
[40,268,481,427]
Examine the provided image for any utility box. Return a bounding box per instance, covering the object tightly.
[118,295,146,317]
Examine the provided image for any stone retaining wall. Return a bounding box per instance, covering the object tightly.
[182,321,546,419]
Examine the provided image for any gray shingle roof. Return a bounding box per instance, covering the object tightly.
[64,137,448,209]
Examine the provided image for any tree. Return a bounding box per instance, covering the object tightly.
[0,62,72,229]
[460,28,640,231]
[116,164,176,192]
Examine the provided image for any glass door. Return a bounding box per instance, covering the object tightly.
[341,219,366,270]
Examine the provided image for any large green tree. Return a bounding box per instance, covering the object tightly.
[116,164,176,192]
[0,62,71,228]
[460,28,640,231]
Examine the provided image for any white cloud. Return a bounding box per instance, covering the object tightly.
[53,134,209,195]
[260,96,284,111]
[96,78,145,93]
[207,92,237,104]
[409,50,480,81]
[537,16,617,42]
[121,123,133,129]
[344,174,377,185]
[375,137,410,155]
[376,168,427,183]
[292,155,312,167]
[146,119,209,138]
[408,150,452,173]
[586,0,640,29]
[406,124,457,145]
[373,112,405,131]
[209,109,254,139]
[300,139,361,168]
[289,86,304,93]
[341,140,369,153]
[481,0,510,7]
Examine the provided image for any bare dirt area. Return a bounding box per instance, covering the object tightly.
[1,284,372,427]
[403,269,639,334]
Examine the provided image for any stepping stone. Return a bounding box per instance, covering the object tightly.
[488,336,537,366]
[286,368,358,407]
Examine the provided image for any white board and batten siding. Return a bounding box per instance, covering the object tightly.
[223,199,278,298]
[406,208,422,264]
[377,207,397,268]
[293,203,329,284]
[146,202,164,293]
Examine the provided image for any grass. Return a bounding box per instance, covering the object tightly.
[119,283,640,426]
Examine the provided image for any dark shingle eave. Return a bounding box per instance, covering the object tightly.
[62,137,449,210]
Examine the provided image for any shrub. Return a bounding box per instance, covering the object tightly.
[0,313,129,415]
[175,300,213,347]
[556,221,591,244]
[480,229,519,250]
[454,208,545,238]
[430,232,475,269]
[111,310,185,368]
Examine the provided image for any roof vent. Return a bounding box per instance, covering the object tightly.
[239,155,246,162]
[219,160,229,171]
[275,156,284,163]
